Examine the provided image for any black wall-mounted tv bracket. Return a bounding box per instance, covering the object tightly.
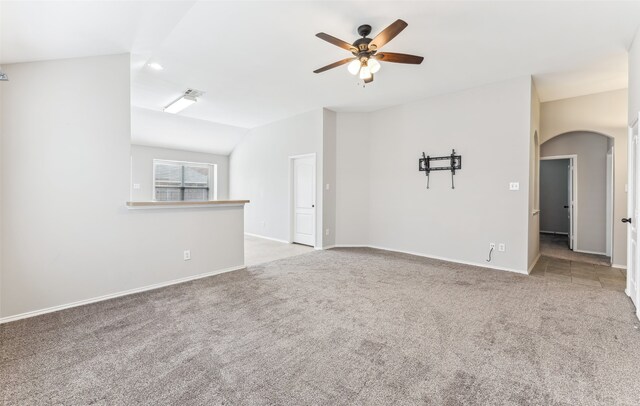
[419,149,462,189]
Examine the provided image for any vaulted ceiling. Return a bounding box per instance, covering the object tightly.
[2,1,639,134]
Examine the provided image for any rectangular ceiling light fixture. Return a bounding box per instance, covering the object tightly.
[163,94,197,114]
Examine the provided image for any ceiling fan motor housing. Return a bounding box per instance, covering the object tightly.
[353,37,373,53]
[357,24,372,37]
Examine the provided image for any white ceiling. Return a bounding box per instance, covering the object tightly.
[131,106,247,155]
[2,1,640,136]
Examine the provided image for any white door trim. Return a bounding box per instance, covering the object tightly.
[541,155,578,250]
[289,153,317,248]
[606,147,614,257]
[626,115,640,315]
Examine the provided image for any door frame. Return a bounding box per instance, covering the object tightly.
[627,115,639,311]
[540,155,578,250]
[288,153,317,248]
[606,146,614,257]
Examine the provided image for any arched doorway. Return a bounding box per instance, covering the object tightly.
[539,131,612,263]
[532,131,625,290]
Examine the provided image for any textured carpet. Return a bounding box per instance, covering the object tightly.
[2,248,640,405]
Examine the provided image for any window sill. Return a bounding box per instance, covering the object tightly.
[126,200,249,209]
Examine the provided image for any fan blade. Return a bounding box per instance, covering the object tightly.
[313,58,356,74]
[375,52,424,64]
[316,33,357,52]
[369,19,408,50]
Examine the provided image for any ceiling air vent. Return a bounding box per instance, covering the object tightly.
[184,88,205,98]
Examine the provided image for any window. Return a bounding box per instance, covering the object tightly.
[153,159,217,201]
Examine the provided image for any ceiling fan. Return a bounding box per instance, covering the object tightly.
[313,19,424,84]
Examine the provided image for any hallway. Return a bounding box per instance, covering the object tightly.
[530,254,626,291]
[540,233,610,266]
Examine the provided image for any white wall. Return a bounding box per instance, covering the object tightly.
[0,69,3,317]
[229,109,325,246]
[336,77,531,272]
[629,27,640,125]
[322,109,337,248]
[0,54,245,319]
[540,90,627,266]
[130,144,230,201]
[335,113,370,246]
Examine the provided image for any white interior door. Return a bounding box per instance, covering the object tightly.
[626,118,639,310]
[568,159,575,250]
[292,155,316,247]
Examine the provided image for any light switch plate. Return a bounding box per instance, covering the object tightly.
[509,182,520,191]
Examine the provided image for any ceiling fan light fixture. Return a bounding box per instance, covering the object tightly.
[314,19,422,84]
[347,59,361,75]
[367,58,381,74]
[359,65,372,80]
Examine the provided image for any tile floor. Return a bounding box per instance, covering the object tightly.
[244,234,314,266]
[530,255,626,291]
[540,233,611,266]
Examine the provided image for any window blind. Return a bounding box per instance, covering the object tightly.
[153,160,214,202]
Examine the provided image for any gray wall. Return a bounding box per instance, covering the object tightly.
[541,132,608,254]
[539,159,569,234]
[0,54,245,319]
[336,76,532,273]
[130,144,230,201]
[528,80,541,269]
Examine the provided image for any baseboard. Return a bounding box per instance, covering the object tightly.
[528,253,541,275]
[0,264,246,325]
[337,244,528,275]
[540,231,568,235]
[332,244,370,248]
[612,263,627,270]
[320,245,336,250]
[573,248,607,256]
[244,232,290,244]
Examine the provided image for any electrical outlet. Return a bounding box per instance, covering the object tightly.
[498,243,506,252]
[184,250,191,261]
[325,228,330,236]
[132,183,140,190]
[326,183,330,191]
[489,243,496,250]
[509,182,520,191]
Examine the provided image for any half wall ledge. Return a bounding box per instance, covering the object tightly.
[125,200,250,209]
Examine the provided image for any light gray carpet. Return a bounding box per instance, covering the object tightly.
[2,248,640,405]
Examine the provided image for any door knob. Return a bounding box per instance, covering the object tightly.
[563,205,569,208]
[312,204,315,208]
[622,218,632,223]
